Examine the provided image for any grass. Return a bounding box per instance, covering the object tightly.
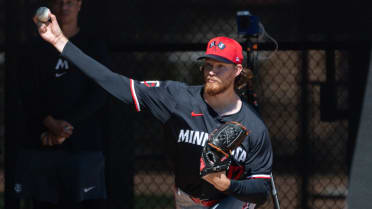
[0,193,175,209]
[135,195,174,209]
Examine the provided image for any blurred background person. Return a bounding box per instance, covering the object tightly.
[11,0,110,208]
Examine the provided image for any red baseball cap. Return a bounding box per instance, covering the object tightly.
[198,37,243,64]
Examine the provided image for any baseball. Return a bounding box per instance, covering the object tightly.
[36,7,50,23]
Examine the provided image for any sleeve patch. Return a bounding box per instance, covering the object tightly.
[140,81,160,87]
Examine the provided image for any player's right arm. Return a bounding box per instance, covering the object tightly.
[62,42,177,123]
[34,13,133,103]
[34,12,177,123]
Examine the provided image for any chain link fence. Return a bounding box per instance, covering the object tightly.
[2,0,370,209]
[0,0,5,206]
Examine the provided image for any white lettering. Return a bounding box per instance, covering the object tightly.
[193,131,204,145]
[202,133,209,147]
[178,129,189,143]
[178,130,248,162]
[188,131,194,143]
[232,147,247,162]
[238,151,246,162]
[234,147,242,159]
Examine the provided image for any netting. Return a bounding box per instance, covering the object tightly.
[109,46,354,209]
[2,0,368,208]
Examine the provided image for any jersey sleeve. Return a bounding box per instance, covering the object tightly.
[130,80,183,123]
[63,40,110,126]
[226,127,273,204]
[61,41,179,123]
[245,128,273,177]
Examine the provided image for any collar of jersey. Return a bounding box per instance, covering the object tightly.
[196,86,245,121]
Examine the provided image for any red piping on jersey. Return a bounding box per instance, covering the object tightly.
[191,112,204,117]
[246,174,271,179]
[190,197,218,207]
[130,79,141,112]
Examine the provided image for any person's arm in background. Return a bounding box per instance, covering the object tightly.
[42,40,110,146]
[18,40,73,145]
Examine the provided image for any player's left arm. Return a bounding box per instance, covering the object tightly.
[226,128,273,204]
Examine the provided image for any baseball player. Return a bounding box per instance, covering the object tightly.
[34,12,273,209]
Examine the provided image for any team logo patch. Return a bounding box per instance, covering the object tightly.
[209,41,216,48]
[210,41,226,50]
[218,42,226,49]
[140,81,160,87]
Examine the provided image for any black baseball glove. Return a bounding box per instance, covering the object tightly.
[200,121,249,177]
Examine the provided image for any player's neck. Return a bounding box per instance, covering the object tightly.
[61,21,80,38]
[204,87,242,116]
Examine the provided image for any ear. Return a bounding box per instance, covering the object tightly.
[234,64,243,77]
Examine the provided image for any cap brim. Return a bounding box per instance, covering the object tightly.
[197,54,234,64]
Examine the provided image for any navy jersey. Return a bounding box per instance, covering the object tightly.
[62,41,273,203]
[132,80,272,200]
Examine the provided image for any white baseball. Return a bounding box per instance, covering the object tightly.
[36,7,50,23]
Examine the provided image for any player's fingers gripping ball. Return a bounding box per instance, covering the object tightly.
[35,7,51,23]
[200,121,249,177]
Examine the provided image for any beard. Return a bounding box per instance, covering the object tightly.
[204,78,233,96]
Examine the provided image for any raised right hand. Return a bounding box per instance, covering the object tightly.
[33,12,68,52]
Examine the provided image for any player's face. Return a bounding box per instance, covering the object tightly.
[202,59,239,96]
[51,0,81,25]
